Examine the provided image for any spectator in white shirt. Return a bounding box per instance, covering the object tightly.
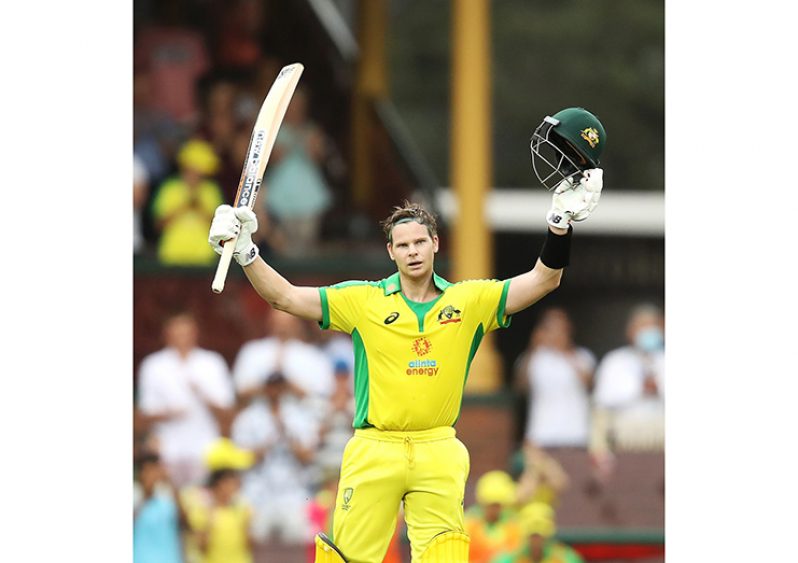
[514,307,596,449]
[314,359,356,480]
[232,308,334,406]
[590,303,665,481]
[136,312,236,488]
[231,371,320,544]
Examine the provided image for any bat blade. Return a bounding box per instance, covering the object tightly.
[211,63,304,294]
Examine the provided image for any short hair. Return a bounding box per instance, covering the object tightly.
[162,310,197,329]
[626,302,663,330]
[134,450,161,476]
[628,303,663,322]
[380,200,438,243]
[207,468,239,488]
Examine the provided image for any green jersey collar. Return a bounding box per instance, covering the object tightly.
[381,272,452,296]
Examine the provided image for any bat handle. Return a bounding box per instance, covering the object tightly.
[211,236,238,294]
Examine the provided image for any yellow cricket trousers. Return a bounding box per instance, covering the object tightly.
[331,426,471,563]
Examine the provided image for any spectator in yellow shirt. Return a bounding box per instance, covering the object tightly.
[465,470,523,563]
[492,502,583,563]
[152,139,224,265]
[183,438,256,563]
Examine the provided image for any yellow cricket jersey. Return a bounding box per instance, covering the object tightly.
[319,272,512,431]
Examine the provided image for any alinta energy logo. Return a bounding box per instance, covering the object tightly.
[408,337,439,376]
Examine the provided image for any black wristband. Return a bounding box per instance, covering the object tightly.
[539,225,572,269]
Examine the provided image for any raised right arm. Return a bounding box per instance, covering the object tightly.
[209,205,322,322]
[241,257,322,321]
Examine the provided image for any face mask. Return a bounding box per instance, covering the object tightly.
[635,327,663,353]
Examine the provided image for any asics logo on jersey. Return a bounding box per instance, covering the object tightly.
[384,312,400,324]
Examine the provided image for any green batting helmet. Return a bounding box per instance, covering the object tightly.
[530,107,606,190]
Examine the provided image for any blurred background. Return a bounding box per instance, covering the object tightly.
[133,1,664,561]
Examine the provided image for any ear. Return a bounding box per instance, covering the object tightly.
[386,242,395,261]
[432,235,439,253]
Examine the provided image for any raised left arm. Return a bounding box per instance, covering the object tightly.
[506,168,604,315]
[505,227,567,315]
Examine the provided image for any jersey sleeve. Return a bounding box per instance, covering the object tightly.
[318,281,376,334]
[463,279,513,333]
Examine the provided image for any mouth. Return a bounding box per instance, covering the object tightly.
[407,260,423,269]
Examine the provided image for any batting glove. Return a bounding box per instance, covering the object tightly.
[546,168,603,229]
[208,205,260,266]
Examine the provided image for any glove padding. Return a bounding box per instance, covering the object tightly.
[546,168,603,229]
[208,205,260,266]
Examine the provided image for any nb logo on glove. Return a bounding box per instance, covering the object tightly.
[545,168,603,229]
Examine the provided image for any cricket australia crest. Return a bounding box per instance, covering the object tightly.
[437,305,462,325]
[580,127,600,148]
[342,487,353,510]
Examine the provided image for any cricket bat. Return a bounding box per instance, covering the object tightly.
[211,62,305,294]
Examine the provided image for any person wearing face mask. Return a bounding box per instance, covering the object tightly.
[588,304,665,485]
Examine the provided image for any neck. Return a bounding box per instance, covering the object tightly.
[213,493,232,506]
[173,346,192,359]
[399,273,438,302]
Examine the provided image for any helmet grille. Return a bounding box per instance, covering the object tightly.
[530,119,585,190]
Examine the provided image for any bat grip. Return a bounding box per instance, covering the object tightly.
[211,235,238,294]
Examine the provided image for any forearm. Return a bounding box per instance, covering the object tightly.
[505,226,571,315]
[139,410,183,425]
[505,261,562,315]
[241,257,322,321]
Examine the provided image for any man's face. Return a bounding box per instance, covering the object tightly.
[528,534,546,559]
[484,502,503,523]
[214,473,241,503]
[538,309,572,349]
[138,461,164,491]
[269,309,303,341]
[387,221,439,281]
[627,311,664,344]
[164,315,198,351]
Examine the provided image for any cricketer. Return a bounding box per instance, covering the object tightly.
[208,107,606,563]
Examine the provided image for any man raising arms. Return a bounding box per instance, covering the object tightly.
[208,107,606,563]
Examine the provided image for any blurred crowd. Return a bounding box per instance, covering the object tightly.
[133,302,663,562]
[134,0,345,264]
[134,308,360,563]
[513,304,665,482]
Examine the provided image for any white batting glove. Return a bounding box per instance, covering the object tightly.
[208,205,260,266]
[546,168,603,229]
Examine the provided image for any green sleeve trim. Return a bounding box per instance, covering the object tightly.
[332,280,381,289]
[497,279,513,329]
[351,329,371,428]
[318,287,330,330]
[454,323,485,425]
